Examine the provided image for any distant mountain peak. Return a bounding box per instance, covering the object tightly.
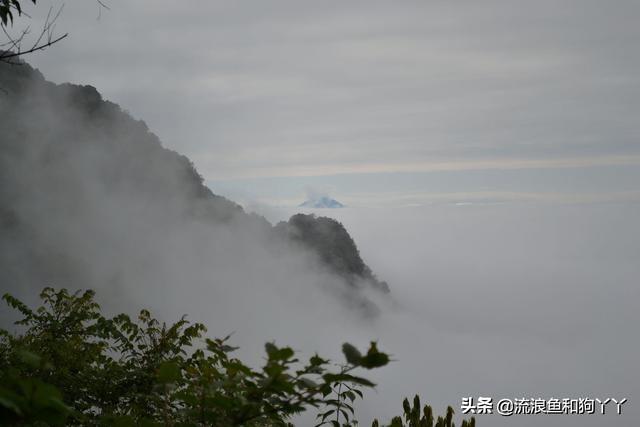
[299,196,344,209]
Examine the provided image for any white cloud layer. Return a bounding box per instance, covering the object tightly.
[23,0,640,182]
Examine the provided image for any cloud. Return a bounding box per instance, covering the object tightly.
[23,0,640,182]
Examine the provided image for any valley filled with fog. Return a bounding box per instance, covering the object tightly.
[245,201,639,426]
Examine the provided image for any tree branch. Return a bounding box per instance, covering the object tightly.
[0,4,68,63]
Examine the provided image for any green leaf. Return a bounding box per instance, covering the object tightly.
[359,342,390,369]
[157,361,181,383]
[323,373,376,388]
[310,354,328,366]
[317,409,335,422]
[265,342,295,361]
[342,343,362,365]
[17,349,42,368]
[0,393,22,415]
[299,377,319,388]
[110,415,136,427]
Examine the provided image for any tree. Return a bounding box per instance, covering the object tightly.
[371,395,476,427]
[0,0,68,63]
[0,287,391,426]
[1,0,109,64]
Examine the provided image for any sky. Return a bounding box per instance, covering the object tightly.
[9,1,640,426]
[22,0,640,208]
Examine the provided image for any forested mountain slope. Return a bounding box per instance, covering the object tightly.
[0,57,388,315]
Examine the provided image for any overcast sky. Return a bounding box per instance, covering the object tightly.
[23,0,640,206]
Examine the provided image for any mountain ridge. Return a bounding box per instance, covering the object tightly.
[0,57,389,312]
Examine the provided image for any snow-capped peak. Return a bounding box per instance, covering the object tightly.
[299,196,345,208]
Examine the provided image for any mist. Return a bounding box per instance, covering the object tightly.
[0,68,386,333]
[271,202,640,426]
[1,75,638,425]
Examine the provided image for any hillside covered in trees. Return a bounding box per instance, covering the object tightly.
[0,57,388,316]
[0,56,476,427]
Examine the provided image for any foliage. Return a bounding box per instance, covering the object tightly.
[1,0,68,64]
[371,395,475,427]
[0,287,392,426]
[0,345,71,426]
[313,342,391,426]
[0,0,33,27]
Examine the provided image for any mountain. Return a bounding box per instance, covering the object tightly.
[0,56,388,313]
[299,196,344,209]
[276,214,389,293]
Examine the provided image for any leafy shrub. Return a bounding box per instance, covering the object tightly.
[0,288,475,426]
[0,288,387,426]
